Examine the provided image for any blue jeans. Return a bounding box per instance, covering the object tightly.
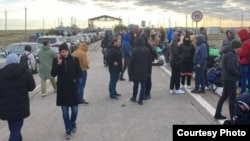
[240,65,250,94]
[78,71,87,102]
[61,105,78,132]
[194,65,205,91]
[8,119,23,141]
[109,72,119,97]
[133,80,146,100]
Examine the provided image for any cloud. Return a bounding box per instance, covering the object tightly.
[58,0,250,21]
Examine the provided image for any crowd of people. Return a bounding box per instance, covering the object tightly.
[1,26,250,141]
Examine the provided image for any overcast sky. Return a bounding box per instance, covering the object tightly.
[0,0,249,29]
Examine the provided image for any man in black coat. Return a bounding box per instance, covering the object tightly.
[51,43,82,140]
[0,54,36,141]
[105,37,122,100]
[128,36,152,105]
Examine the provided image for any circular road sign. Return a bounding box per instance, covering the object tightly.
[191,11,203,22]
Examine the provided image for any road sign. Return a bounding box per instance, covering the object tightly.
[141,20,145,27]
[191,11,203,22]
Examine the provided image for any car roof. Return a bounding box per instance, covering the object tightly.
[8,42,42,45]
[38,35,64,38]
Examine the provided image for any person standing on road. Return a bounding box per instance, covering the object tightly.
[101,32,113,65]
[119,32,132,81]
[0,54,36,141]
[105,38,122,100]
[38,40,57,97]
[72,42,90,105]
[214,39,241,120]
[51,43,82,140]
[128,36,152,105]
[169,31,185,94]
[191,35,207,94]
[179,35,195,89]
[19,45,36,73]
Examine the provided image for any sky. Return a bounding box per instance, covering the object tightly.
[0,0,249,29]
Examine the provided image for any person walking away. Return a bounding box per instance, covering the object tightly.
[237,28,250,94]
[214,39,241,120]
[179,35,195,89]
[51,43,82,140]
[0,54,36,141]
[101,32,113,65]
[72,42,90,105]
[19,45,36,73]
[105,38,122,100]
[128,36,152,105]
[119,33,132,81]
[38,40,57,97]
[169,32,185,94]
[191,35,208,94]
[140,32,157,99]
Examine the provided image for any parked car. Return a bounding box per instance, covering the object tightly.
[0,46,8,69]
[5,42,42,73]
[36,35,70,53]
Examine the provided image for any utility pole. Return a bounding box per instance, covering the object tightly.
[25,6,27,39]
[5,9,7,33]
[43,18,44,35]
[186,15,187,28]
[241,12,243,28]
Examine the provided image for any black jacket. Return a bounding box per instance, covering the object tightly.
[128,46,152,81]
[51,55,82,106]
[106,46,122,73]
[221,47,239,82]
[0,64,36,120]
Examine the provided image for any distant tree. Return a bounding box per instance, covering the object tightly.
[114,24,128,33]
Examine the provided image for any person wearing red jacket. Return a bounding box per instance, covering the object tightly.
[237,28,250,94]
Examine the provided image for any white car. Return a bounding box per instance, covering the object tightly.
[0,46,8,69]
[36,35,70,53]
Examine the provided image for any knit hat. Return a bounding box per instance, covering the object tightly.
[59,43,69,52]
[24,45,31,52]
[230,39,241,49]
[6,54,19,65]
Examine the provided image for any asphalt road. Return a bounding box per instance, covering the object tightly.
[0,40,229,141]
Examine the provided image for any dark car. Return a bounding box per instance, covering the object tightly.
[0,46,8,69]
[5,42,42,73]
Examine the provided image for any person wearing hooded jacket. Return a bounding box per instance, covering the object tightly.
[214,39,241,120]
[223,92,250,125]
[237,28,250,94]
[72,42,90,105]
[191,35,207,93]
[119,33,132,81]
[0,54,36,141]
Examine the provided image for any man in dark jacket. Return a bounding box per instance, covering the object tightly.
[0,54,36,141]
[51,43,82,140]
[106,38,122,100]
[214,39,241,120]
[128,36,152,105]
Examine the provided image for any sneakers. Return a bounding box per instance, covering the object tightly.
[175,89,185,94]
[186,85,192,89]
[142,95,151,100]
[169,90,174,94]
[115,93,121,97]
[214,114,227,120]
[137,100,143,105]
[81,99,89,105]
[180,84,184,89]
[110,96,118,100]
[41,93,47,97]
[65,131,72,140]
[130,97,136,102]
[191,89,205,94]
[119,78,126,81]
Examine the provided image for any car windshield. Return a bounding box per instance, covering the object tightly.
[6,44,25,55]
[37,38,57,44]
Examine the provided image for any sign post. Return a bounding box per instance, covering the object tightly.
[191,11,203,33]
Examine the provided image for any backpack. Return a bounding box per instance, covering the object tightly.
[19,53,30,69]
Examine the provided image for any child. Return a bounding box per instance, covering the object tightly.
[223,92,250,125]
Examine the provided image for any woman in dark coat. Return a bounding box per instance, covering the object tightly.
[51,43,81,140]
[0,54,36,141]
[128,36,152,105]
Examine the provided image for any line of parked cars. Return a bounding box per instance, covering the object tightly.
[0,31,103,70]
